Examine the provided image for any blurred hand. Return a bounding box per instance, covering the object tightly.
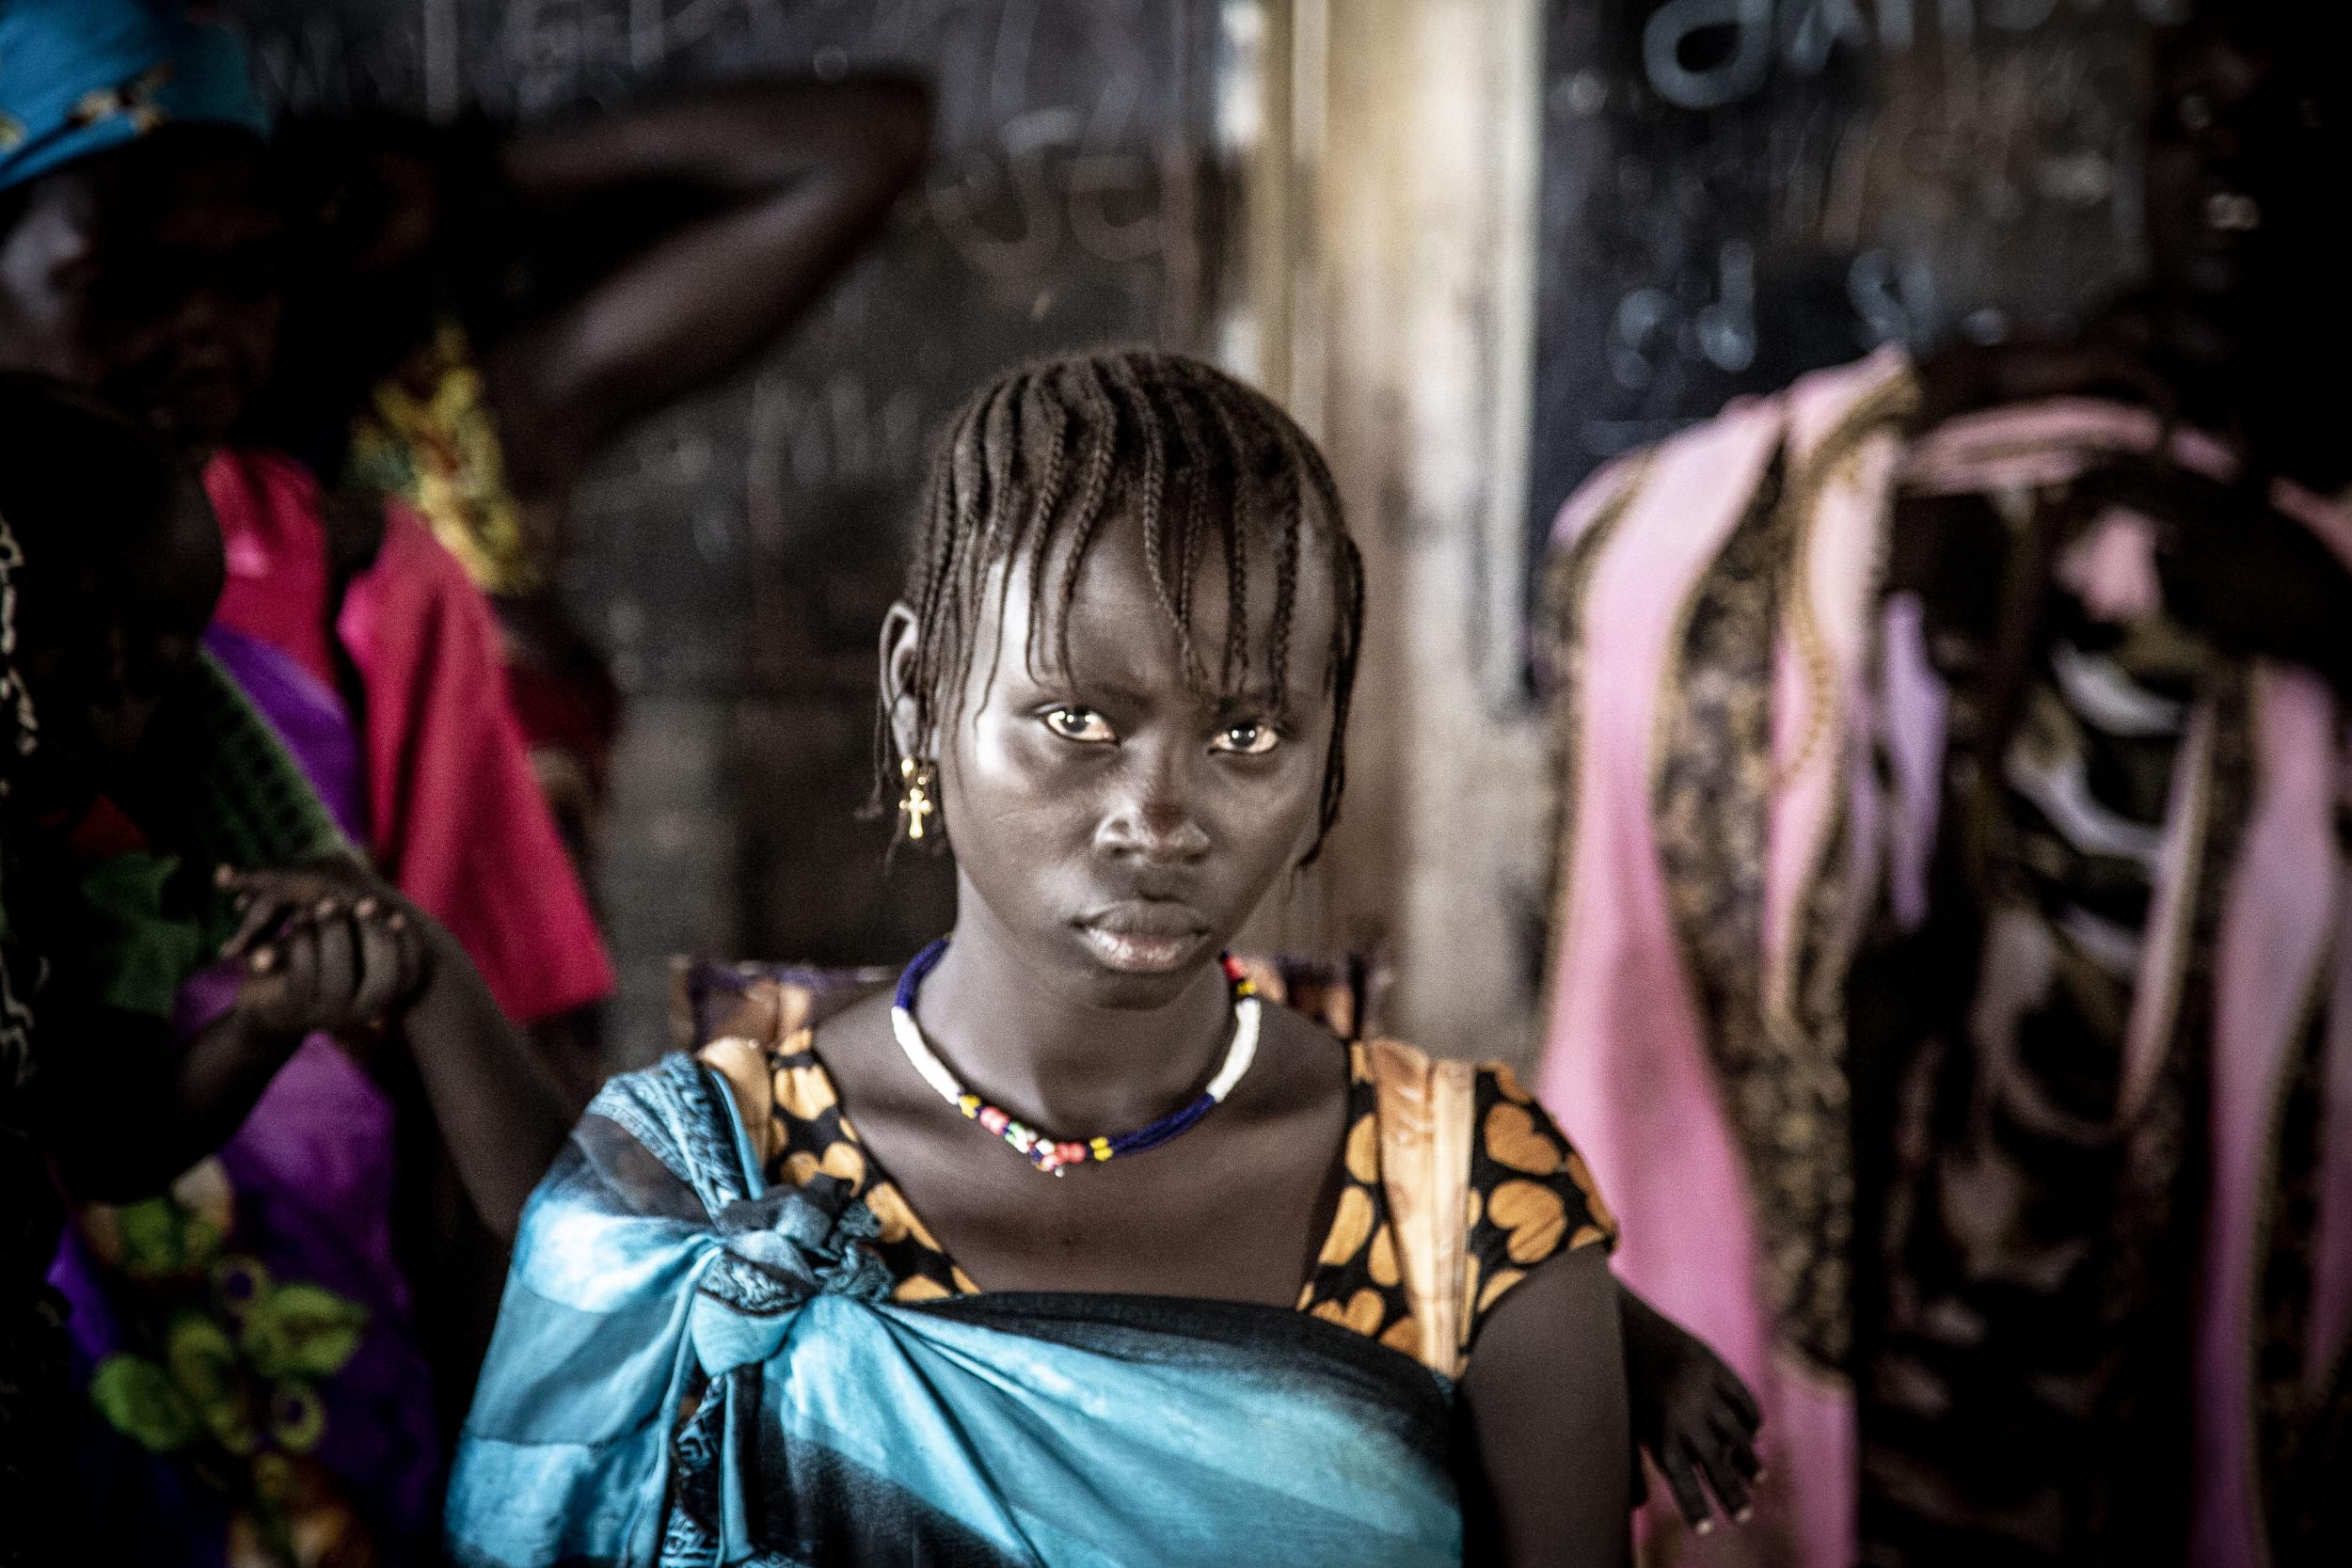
[1913,338,2179,434]
[2070,459,2352,689]
[215,861,433,1041]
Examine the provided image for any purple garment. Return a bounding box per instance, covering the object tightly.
[202,624,369,846]
[49,1000,441,1564]
[45,645,439,1563]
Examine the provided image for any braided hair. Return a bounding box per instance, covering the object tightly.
[884,347,1365,862]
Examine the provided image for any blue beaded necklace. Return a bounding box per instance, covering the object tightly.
[889,939,1263,1176]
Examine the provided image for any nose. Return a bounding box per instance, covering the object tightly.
[87,689,162,762]
[1093,750,1211,867]
[166,284,239,357]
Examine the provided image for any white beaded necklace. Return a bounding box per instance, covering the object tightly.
[888,941,1263,1176]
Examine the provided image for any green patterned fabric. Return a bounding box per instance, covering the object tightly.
[38,652,355,1025]
[153,652,352,892]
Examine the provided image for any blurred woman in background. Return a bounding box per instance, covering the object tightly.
[0,1,615,1449]
[0,0,930,1428]
[0,372,567,1564]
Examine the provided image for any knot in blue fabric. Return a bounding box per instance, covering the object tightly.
[708,1176,891,1308]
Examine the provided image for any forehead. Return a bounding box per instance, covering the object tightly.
[25,129,278,252]
[977,503,1343,706]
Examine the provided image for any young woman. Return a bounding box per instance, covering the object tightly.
[449,350,1751,1566]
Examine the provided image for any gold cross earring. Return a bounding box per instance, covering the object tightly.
[898,755,937,842]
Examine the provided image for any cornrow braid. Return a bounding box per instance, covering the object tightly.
[882,347,1365,862]
[1017,384,1073,678]
[1157,373,1214,680]
[1051,360,1125,684]
[1102,354,1193,684]
[1171,369,1251,690]
[969,376,1025,699]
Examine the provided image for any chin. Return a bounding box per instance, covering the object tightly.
[159,408,244,452]
[128,381,253,452]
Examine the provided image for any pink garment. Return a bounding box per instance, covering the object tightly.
[206,449,612,1026]
[2192,667,2337,1568]
[1538,348,1909,1567]
[1537,359,2352,1566]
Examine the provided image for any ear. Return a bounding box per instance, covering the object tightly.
[879,601,925,760]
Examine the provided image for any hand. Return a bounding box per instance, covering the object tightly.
[1623,1294,1764,1533]
[1913,338,2179,433]
[215,861,432,1041]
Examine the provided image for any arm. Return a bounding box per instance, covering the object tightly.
[480,76,932,503]
[1459,1245,1632,1568]
[380,907,571,1241]
[211,863,571,1243]
[40,1005,305,1200]
[22,844,353,1197]
[47,863,567,1238]
[271,76,930,513]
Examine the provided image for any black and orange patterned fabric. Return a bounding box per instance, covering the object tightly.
[681,955,1614,1371]
[1292,1044,1613,1363]
[756,1027,978,1302]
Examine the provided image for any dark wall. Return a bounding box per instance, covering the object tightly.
[222,0,1223,1059]
[1528,0,2189,594]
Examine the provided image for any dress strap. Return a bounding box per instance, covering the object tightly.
[1367,1038,1478,1378]
[697,1035,780,1172]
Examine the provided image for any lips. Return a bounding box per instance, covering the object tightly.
[1073,900,1211,974]
[1082,899,1206,937]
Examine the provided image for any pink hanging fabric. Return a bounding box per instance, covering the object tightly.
[1538,348,1912,1568]
[206,448,613,1026]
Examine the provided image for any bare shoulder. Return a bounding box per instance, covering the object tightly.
[801,985,930,1125]
[1468,1242,1619,1373]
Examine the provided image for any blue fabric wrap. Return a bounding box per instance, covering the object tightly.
[0,0,271,193]
[445,1053,1464,1568]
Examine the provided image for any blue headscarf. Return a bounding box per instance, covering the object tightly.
[0,0,270,193]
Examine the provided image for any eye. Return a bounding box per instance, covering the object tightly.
[1211,721,1279,755]
[1043,706,1116,743]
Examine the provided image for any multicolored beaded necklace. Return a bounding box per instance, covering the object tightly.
[890,939,1263,1176]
